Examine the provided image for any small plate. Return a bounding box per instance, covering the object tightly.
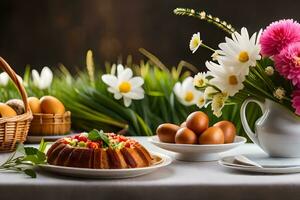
[38,152,172,179]
[219,156,300,174]
[149,136,246,161]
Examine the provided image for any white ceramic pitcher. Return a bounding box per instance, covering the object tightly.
[240,98,300,157]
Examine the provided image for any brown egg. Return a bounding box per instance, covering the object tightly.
[28,97,41,114]
[156,123,180,143]
[40,96,65,114]
[0,103,17,117]
[6,99,25,115]
[213,120,236,143]
[175,127,197,144]
[186,111,209,136]
[199,127,224,144]
[180,121,186,127]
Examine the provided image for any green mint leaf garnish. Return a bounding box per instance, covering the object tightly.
[88,129,110,147]
[98,130,110,147]
[87,129,101,141]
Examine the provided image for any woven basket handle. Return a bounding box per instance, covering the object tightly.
[0,57,30,113]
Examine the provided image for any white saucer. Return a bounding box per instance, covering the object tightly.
[219,156,300,174]
[38,152,172,179]
[148,136,246,161]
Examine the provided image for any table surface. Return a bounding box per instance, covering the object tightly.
[1,137,300,200]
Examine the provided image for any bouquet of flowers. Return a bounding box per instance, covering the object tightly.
[174,8,300,117]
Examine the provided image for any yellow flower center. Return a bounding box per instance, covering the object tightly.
[293,56,300,67]
[195,79,204,87]
[184,91,194,102]
[238,51,249,63]
[192,39,200,48]
[198,97,205,105]
[118,81,131,93]
[228,75,238,85]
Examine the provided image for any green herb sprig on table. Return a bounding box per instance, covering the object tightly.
[0,139,48,178]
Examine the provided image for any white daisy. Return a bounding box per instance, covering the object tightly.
[196,94,206,109]
[102,64,144,107]
[217,27,261,74]
[0,72,23,86]
[206,61,246,96]
[189,32,202,53]
[173,77,203,106]
[211,92,228,117]
[211,50,220,61]
[32,66,53,90]
[204,86,218,100]
[193,72,208,88]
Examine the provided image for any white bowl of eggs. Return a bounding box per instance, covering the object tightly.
[149,111,247,161]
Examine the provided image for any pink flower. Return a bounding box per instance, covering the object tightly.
[260,19,300,56]
[292,89,300,115]
[274,42,300,86]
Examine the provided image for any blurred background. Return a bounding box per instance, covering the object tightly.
[0,0,299,74]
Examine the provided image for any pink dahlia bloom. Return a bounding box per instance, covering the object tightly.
[274,42,300,86]
[260,19,300,56]
[292,89,300,115]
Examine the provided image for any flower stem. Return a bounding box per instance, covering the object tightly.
[255,62,277,90]
[251,68,274,91]
[174,8,235,34]
[243,79,276,100]
[201,43,215,52]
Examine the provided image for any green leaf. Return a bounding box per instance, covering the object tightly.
[22,148,46,165]
[98,130,110,147]
[24,147,38,155]
[23,64,31,86]
[24,169,36,178]
[16,143,25,155]
[36,151,47,163]
[88,129,110,147]
[23,155,40,164]
[38,139,48,153]
[87,129,101,141]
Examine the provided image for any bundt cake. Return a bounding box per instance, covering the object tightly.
[47,130,154,169]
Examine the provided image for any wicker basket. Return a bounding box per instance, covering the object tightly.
[0,57,33,152]
[29,111,71,136]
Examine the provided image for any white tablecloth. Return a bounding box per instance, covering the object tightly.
[0,137,300,200]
